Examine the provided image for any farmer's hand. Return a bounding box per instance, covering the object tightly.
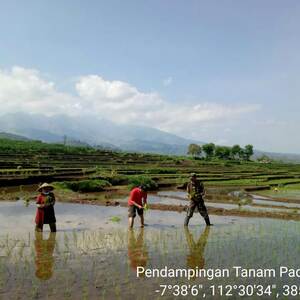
[139,205,143,209]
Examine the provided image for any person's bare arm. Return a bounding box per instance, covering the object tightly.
[143,193,147,206]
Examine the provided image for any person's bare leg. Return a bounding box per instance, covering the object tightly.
[128,217,134,228]
[140,215,144,227]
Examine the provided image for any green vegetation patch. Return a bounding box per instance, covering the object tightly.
[104,175,129,185]
[54,179,111,193]
[128,175,158,191]
[109,216,121,223]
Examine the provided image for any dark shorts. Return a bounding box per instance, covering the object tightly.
[128,205,143,217]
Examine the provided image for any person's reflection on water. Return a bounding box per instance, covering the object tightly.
[34,231,56,280]
[184,227,210,278]
[127,228,148,276]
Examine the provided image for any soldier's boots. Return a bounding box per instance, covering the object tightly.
[204,216,212,226]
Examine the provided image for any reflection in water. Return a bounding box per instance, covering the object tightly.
[34,232,56,280]
[2,219,300,299]
[127,229,148,276]
[184,227,210,278]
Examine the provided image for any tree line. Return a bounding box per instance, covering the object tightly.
[187,143,254,161]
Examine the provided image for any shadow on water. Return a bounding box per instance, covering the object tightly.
[127,229,149,276]
[184,227,210,273]
[0,198,300,299]
[34,232,56,280]
[1,218,300,299]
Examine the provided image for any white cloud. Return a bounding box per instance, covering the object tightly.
[0,66,260,138]
[0,66,78,116]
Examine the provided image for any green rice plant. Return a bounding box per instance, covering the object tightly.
[54,179,111,193]
[110,216,121,223]
[107,174,128,185]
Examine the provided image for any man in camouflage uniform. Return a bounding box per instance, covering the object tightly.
[184,173,212,226]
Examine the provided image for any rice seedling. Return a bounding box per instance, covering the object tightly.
[109,216,121,223]
[0,197,299,299]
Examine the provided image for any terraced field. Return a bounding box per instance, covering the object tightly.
[1,139,300,299]
[1,148,300,189]
[1,138,300,221]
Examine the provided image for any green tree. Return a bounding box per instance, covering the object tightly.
[202,143,215,159]
[244,144,254,160]
[231,144,242,159]
[215,146,231,160]
[238,148,245,160]
[187,144,202,157]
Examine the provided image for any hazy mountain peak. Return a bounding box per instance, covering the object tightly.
[0,112,197,154]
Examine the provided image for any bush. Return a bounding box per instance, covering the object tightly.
[89,174,129,185]
[107,175,128,185]
[54,180,111,192]
[128,176,158,191]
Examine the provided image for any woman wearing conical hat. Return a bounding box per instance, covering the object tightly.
[35,183,57,232]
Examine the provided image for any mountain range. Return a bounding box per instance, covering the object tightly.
[0,113,198,154]
[1,112,300,162]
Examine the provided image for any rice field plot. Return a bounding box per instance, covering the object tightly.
[0,205,299,300]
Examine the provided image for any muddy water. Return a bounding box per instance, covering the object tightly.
[119,193,188,206]
[0,200,245,235]
[251,194,300,209]
[155,190,300,214]
[0,201,299,299]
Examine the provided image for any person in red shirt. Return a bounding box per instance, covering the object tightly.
[35,183,57,232]
[128,185,147,228]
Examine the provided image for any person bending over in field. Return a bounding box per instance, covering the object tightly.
[184,173,212,226]
[35,183,57,232]
[128,185,148,228]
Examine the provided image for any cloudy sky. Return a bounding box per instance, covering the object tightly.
[0,0,300,153]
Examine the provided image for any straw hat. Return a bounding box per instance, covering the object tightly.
[37,183,54,192]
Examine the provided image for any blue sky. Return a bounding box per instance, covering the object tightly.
[0,0,300,153]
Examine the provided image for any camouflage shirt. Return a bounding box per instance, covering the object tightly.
[187,180,205,201]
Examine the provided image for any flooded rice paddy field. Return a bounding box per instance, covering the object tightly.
[1,184,300,214]
[255,184,300,201]
[0,199,299,299]
[79,187,300,217]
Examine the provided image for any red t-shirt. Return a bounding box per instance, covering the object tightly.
[128,187,147,206]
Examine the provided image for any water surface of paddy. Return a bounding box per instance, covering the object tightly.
[0,201,299,299]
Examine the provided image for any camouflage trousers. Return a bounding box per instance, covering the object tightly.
[184,198,210,225]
